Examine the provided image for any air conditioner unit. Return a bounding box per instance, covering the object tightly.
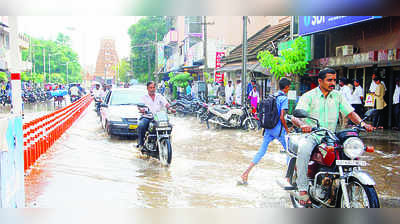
[336,45,354,57]
[342,45,354,56]
[335,46,343,57]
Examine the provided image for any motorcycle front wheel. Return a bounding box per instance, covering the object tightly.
[243,118,259,131]
[338,179,380,208]
[158,138,172,166]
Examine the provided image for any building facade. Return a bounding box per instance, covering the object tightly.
[298,16,400,128]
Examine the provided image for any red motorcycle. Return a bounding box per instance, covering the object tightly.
[280,109,380,208]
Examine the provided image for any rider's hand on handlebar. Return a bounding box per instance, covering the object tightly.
[300,124,312,133]
[362,123,375,132]
[168,108,176,114]
[139,108,146,114]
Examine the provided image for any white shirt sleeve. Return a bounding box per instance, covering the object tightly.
[369,81,376,93]
[159,94,168,107]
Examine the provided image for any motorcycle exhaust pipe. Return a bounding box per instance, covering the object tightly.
[207,119,227,127]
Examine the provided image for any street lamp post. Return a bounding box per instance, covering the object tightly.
[61,60,77,85]
[48,53,61,83]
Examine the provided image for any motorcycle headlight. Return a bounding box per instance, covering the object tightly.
[343,137,364,159]
[109,114,123,122]
[158,121,168,127]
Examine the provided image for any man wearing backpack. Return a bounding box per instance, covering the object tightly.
[238,78,291,185]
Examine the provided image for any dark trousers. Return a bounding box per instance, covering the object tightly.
[138,117,151,146]
[394,104,400,128]
[352,104,364,119]
[373,109,383,127]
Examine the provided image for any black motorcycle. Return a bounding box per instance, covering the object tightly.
[137,103,173,166]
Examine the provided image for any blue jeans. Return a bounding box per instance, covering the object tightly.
[138,117,151,146]
[252,132,287,164]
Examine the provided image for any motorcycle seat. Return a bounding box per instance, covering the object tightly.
[214,107,230,114]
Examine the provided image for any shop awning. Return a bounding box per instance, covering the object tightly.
[215,62,271,76]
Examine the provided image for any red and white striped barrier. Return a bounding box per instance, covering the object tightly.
[23,94,93,172]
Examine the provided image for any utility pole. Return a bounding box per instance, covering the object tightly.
[43,48,46,83]
[203,16,208,81]
[148,53,151,82]
[241,16,248,105]
[104,47,106,85]
[154,31,159,85]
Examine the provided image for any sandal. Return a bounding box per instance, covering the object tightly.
[237,179,248,186]
[290,191,312,208]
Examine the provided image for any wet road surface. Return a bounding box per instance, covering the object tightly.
[23,103,400,207]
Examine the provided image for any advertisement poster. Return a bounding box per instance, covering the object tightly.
[215,52,225,83]
[365,93,375,107]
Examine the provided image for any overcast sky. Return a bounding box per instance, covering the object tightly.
[18,16,141,68]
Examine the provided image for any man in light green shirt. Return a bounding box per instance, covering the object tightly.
[291,68,374,206]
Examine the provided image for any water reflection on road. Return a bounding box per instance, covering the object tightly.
[23,103,399,207]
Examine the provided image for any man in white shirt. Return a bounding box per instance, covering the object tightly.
[350,79,364,118]
[369,72,387,93]
[234,79,242,105]
[225,80,234,105]
[69,85,80,97]
[137,81,175,149]
[393,78,400,130]
[339,78,352,127]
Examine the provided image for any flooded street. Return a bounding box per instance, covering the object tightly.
[23,102,400,207]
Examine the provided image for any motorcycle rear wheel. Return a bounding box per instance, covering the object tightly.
[338,179,380,208]
[159,138,172,166]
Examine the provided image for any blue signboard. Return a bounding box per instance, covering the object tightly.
[299,16,381,35]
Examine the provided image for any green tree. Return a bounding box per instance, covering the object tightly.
[112,58,131,83]
[204,72,214,84]
[21,72,30,81]
[22,33,82,83]
[257,36,308,80]
[128,16,171,83]
[168,72,193,99]
[0,72,7,82]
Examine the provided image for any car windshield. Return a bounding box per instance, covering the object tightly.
[109,90,144,105]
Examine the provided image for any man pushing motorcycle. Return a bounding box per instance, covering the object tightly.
[290,68,374,206]
[137,81,176,150]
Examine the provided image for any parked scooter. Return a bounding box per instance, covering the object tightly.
[206,103,259,130]
[279,109,380,208]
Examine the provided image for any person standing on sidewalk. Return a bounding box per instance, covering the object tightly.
[393,78,400,130]
[234,79,242,105]
[339,78,352,128]
[372,76,387,129]
[369,71,387,94]
[351,79,364,119]
[216,82,225,104]
[238,78,291,185]
[225,80,234,105]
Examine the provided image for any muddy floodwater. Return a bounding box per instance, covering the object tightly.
[22,103,400,207]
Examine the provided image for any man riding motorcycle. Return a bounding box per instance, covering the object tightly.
[137,81,175,150]
[69,84,81,102]
[290,68,374,206]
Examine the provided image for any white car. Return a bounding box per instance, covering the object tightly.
[100,87,146,136]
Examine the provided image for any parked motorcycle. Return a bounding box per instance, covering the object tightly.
[206,103,259,130]
[280,109,380,208]
[137,103,173,166]
[172,97,204,117]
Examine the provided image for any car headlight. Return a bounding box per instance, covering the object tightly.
[109,114,123,122]
[343,137,365,159]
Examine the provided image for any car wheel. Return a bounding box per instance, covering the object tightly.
[105,121,112,136]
